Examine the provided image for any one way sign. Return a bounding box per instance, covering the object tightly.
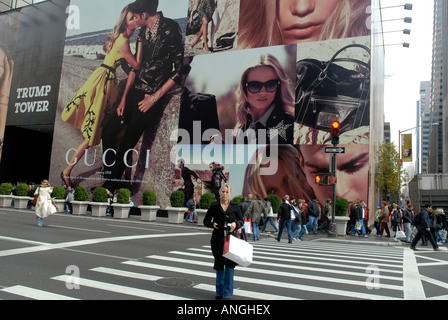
[325,147,346,154]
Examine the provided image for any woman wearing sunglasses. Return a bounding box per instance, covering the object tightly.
[234,54,294,144]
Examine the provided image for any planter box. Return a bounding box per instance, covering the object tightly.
[139,205,160,222]
[53,199,66,213]
[71,201,88,215]
[166,206,187,224]
[112,203,131,219]
[13,196,32,209]
[0,195,12,208]
[195,209,208,226]
[334,216,350,236]
[90,202,109,217]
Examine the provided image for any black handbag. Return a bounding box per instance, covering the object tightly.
[186,10,201,35]
[295,44,370,133]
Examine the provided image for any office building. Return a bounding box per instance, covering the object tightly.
[429,0,448,173]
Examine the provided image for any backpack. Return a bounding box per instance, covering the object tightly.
[188,200,196,211]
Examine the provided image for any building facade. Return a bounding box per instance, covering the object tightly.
[418,81,431,174]
[429,0,448,173]
[0,0,385,210]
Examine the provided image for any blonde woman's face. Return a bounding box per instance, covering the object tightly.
[126,12,141,31]
[220,186,231,201]
[278,0,340,44]
[245,66,278,115]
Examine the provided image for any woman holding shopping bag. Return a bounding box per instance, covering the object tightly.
[203,183,244,300]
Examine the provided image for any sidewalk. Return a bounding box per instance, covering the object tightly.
[256,229,409,247]
[9,207,448,248]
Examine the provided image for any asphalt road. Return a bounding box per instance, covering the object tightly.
[1,208,448,306]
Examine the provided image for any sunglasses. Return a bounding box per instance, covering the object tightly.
[245,79,280,94]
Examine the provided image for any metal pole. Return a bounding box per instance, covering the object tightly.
[328,154,337,238]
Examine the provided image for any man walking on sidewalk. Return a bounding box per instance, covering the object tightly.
[306,196,320,235]
[410,204,441,251]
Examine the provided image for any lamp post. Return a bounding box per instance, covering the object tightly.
[397,123,438,205]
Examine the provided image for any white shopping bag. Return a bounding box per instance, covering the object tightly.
[223,234,253,267]
[244,218,253,234]
[396,226,406,239]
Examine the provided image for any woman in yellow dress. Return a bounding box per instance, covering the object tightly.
[61,4,143,187]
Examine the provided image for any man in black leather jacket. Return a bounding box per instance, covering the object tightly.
[410,204,441,251]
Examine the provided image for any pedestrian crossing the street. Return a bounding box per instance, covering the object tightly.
[0,238,440,300]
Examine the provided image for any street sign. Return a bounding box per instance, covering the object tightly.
[325,147,346,154]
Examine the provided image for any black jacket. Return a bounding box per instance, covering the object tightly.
[416,208,431,230]
[307,200,320,218]
[236,104,294,144]
[203,201,244,270]
[277,202,292,221]
[403,209,414,223]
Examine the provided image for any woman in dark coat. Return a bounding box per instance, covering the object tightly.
[203,183,244,299]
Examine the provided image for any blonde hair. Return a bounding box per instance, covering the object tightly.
[103,5,133,53]
[234,54,294,130]
[238,0,371,49]
[219,183,232,196]
[320,0,371,40]
[242,145,314,201]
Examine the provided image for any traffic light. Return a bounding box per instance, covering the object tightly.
[315,174,329,185]
[331,121,340,145]
[315,174,337,186]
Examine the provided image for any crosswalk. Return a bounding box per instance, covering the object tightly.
[0,238,419,300]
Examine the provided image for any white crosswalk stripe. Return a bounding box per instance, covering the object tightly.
[0,239,411,300]
[0,285,79,300]
[51,275,192,300]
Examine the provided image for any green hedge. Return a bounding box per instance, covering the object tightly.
[16,183,29,197]
[335,198,349,216]
[0,183,12,195]
[142,190,157,206]
[170,191,185,207]
[74,186,89,201]
[199,193,215,209]
[116,188,131,204]
[93,187,108,202]
[52,186,66,199]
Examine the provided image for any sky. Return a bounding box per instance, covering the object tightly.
[380,0,434,169]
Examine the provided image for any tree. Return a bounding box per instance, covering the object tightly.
[375,142,405,202]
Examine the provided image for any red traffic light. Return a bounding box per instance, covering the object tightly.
[331,121,340,145]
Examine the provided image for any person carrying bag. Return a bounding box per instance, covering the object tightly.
[203,184,244,300]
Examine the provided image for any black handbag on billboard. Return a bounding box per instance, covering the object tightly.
[295,44,370,133]
[186,10,201,35]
